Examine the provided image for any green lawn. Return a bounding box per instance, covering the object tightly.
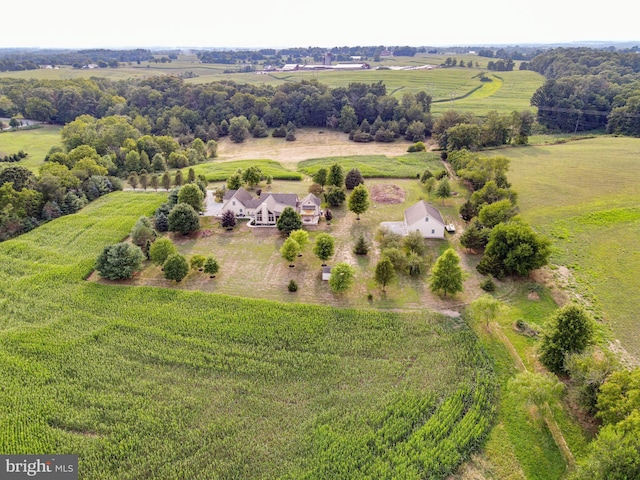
[0,125,62,172]
[500,136,640,358]
[0,190,496,479]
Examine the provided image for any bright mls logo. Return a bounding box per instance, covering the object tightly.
[1,455,77,479]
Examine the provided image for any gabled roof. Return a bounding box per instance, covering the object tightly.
[223,187,254,205]
[404,200,445,226]
[298,193,321,207]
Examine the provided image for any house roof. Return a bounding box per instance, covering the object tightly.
[404,200,445,226]
[298,193,321,207]
[322,266,332,274]
[223,187,253,204]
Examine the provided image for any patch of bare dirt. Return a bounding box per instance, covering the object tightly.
[527,291,540,301]
[369,184,406,204]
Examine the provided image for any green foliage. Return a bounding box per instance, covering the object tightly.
[190,254,206,270]
[347,184,370,218]
[479,277,496,292]
[403,230,427,257]
[149,237,177,265]
[538,305,596,374]
[327,163,344,187]
[596,368,640,426]
[276,207,302,235]
[570,410,640,480]
[313,233,335,263]
[203,256,220,276]
[381,247,407,272]
[565,349,619,415]
[280,237,300,264]
[168,203,200,235]
[242,165,263,188]
[226,173,242,190]
[508,371,565,410]
[435,177,451,203]
[468,295,504,325]
[477,220,551,278]
[460,219,489,252]
[163,253,189,282]
[324,186,346,207]
[289,229,309,250]
[177,183,204,212]
[344,168,364,190]
[287,279,298,292]
[478,198,517,228]
[353,234,370,255]
[430,248,464,297]
[95,242,144,280]
[312,167,327,186]
[376,227,403,250]
[229,115,250,143]
[328,262,355,293]
[374,257,396,291]
[130,216,157,251]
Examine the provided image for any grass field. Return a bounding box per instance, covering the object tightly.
[190,158,303,181]
[500,136,640,359]
[0,54,543,117]
[0,191,497,478]
[297,152,443,178]
[0,125,62,171]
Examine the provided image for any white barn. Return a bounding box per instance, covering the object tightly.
[380,200,446,239]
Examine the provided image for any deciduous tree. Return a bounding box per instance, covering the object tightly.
[313,233,335,265]
[96,242,144,280]
[538,305,595,374]
[374,257,396,291]
[276,206,302,235]
[430,248,464,297]
[348,184,370,220]
[168,203,200,235]
[163,253,189,282]
[328,262,355,293]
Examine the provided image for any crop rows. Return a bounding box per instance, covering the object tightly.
[0,191,497,478]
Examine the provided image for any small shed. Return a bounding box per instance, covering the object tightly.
[322,266,332,281]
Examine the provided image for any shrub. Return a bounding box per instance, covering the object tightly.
[288,280,298,292]
[190,254,206,270]
[480,277,496,292]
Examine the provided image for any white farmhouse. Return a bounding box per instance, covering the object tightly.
[380,200,446,239]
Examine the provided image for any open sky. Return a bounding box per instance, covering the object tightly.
[4,0,638,49]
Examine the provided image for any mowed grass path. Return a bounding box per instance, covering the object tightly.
[503,136,640,358]
[0,190,497,479]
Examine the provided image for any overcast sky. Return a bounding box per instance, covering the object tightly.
[4,0,638,49]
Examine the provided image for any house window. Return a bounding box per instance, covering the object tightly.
[240,209,243,213]
[425,217,429,222]
[432,229,435,234]
[232,201,236,205]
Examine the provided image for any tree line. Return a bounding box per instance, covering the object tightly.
[524,47,640,135]
[0,48,155,71]
[0,77,433,144]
